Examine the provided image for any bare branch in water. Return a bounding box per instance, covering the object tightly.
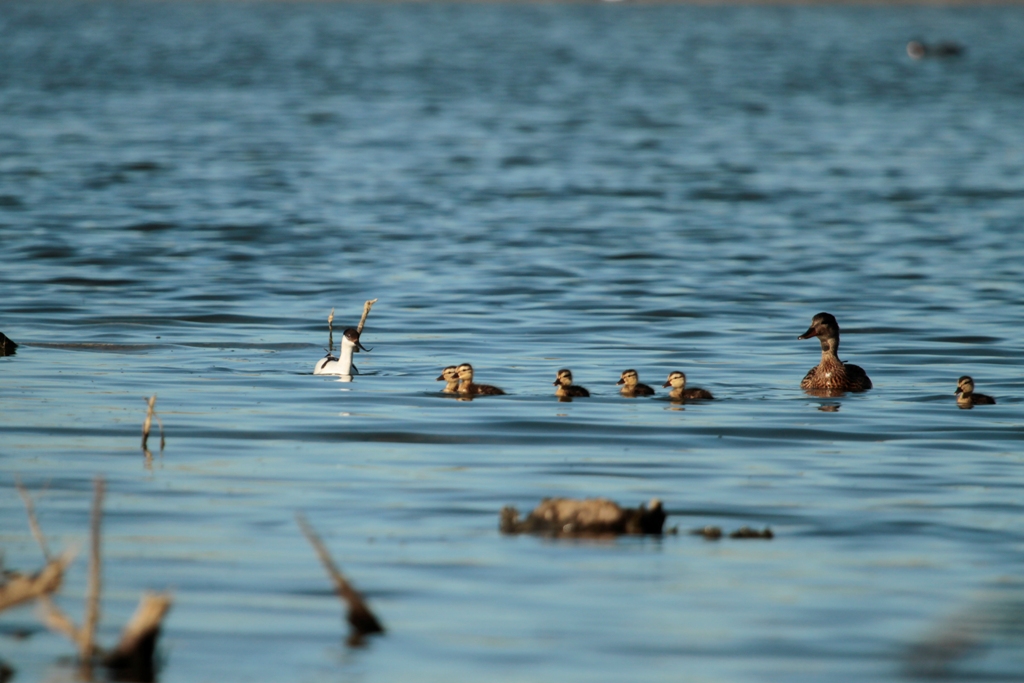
[356,299,378,334]
[295,513,384,643]
[141,395,165,452]
[104,592,173,682]
[0,552,74,612]
[16,478,51,561]
[80,477,104,662]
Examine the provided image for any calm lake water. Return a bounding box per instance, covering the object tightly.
[2,2,1024,681]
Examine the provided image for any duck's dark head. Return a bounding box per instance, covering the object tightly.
[798,312,840,340]
[456,363,474,381]
[618,369,638,386]
[554,369,573,387]
[437,365,457,382]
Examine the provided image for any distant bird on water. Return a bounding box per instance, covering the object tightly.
[314,328,369,376]
[456,363,505,396]
[0,332,17,357]
[797,312,872,393]
[907,40,964,60]
[553,369,590,399]
[955,376,995,408]
[617,369,655,397]
[662,371,714,401]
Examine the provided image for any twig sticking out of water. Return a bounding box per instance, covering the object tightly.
[0,554,74,613]
[16,477,51,561]
[356,299,377,334]
[30,478,173,679]
[1,482,76,613]
[327,308,335,355]
[141,395,165,453]
[296,514,384,645]
[80,477,104,662]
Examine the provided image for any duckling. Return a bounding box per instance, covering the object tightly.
[617,369,655,397]
[456,363,505,396]
[553,368,590,398]
[314,328,369,375]
[662,371,714,401]
[436,365,460,393]
[955,375,995,408]
[0,332,17,357]
[798,312,872,393]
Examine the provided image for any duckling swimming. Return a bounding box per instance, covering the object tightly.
[456,363,505,396]
[0,332,17,357]
[662,371,714,401]
[553,369,590,399]
[617,369,655,397]
[436,365,460,393]
[798,312,872,393]
[314,328,369,375]
[955,375,995,408]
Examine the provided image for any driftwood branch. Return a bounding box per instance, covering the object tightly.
[79,477,104,661]
[0,551,74,612]
[296,514,384,643]
[15,478,51,561]
[356,299,377,334]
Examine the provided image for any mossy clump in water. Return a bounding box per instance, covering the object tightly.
[500,498,666,537]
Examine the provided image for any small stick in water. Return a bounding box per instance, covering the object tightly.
[141,395,165,452]
[356,298,377,334]
[296,514,384,644]
[327,308,335,354]
[79,477,104,662]
[16,478,51,561]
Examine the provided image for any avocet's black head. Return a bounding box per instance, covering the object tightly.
[0,332,17,357]
[343,328,370,352]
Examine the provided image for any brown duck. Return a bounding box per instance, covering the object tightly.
[553,369,590,398]
[798,312,872,393]
[955,375,995,408]
[617,369,655,397]
[662,371,714,401]
[456,363,505,396]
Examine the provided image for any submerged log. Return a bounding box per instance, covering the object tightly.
[103,592,173,683]
[500,498,666,537]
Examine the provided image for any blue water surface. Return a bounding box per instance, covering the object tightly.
[2,2,1024,681]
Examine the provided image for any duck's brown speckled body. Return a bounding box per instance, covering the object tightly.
[798,312,872,393]
[662,371,714,401]
[955,375,995,408]
[456,363,505,396]
[617,369,655,397]
[436,366,460,393]
[553,369,590,399]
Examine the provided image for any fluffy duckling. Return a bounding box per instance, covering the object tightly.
[798,312,872,393]
[456,363,505,396]
[436,365,460,393]
[617,369,655,397]
[553,369,590,398]
[0,332,17,357]
[314,328,369,375]
[955,375,995,408]
[662,371,714,401]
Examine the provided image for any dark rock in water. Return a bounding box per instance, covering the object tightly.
[500,498,666,537]
[691,525,723,540]
[0,332,17,357]
[729,526,774,540]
